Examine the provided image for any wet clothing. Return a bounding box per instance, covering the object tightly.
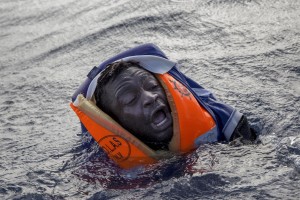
[231,115,257,142]
[72,43,256,145]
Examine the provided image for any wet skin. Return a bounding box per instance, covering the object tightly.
[102,67,173,148]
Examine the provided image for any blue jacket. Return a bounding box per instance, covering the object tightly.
[72,43,242,143]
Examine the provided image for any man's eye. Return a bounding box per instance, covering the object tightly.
[151,84,158,89]
[146,82,159,90]
[148,85,158,90]
[122,94,136,105]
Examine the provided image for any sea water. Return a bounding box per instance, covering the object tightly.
[0,0,299,199]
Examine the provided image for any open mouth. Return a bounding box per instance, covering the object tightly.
[150,104,173,139]
[152,109,167,126]
[153,110,167,126]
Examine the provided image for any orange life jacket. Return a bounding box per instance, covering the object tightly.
[70,73,216,169]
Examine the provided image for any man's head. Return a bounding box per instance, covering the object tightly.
[94,61,173,150]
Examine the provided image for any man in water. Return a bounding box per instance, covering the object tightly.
[94,61,256,150]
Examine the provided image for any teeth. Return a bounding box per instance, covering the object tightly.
[156,117,166,126]
[153,110,166,126]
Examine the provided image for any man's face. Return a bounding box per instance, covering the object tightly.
[102,67,173,147]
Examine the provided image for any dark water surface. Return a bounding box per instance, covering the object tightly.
[1,0,299,199]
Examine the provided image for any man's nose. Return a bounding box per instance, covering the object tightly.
[143,90,158,107]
